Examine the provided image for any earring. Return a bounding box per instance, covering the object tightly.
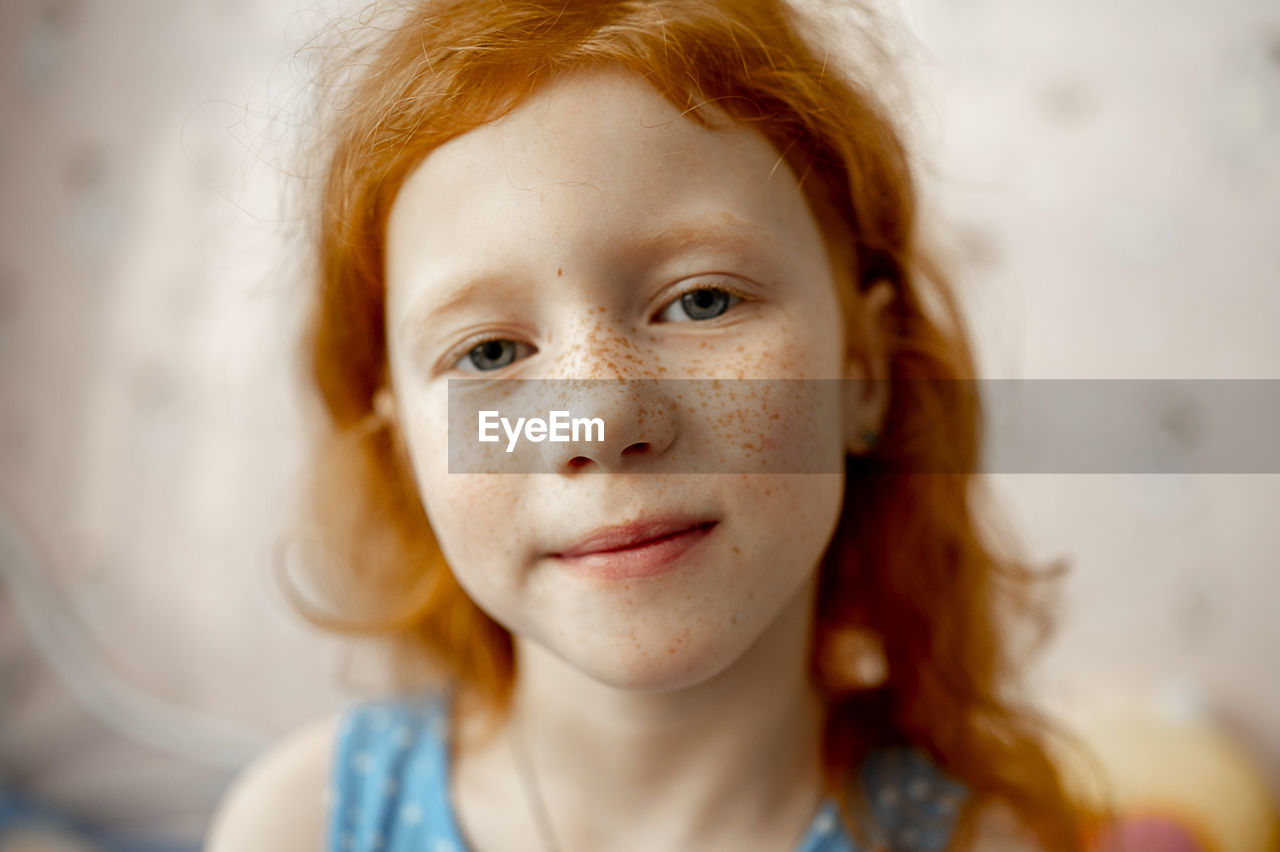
[351,387,398,441]
[821,626,888,691]
[847,427,880,455]
[373,387,397,422]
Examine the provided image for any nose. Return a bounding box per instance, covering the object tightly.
[536,378,678,473]
[540,322,678,473]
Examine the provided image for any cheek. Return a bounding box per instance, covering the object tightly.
[678,314,843,381]
[414,475,540,631]
[401,414,527,594]
[734,473,845,564]
[420,476,521,563]
[712,380,843,464]
[679,332,847,474]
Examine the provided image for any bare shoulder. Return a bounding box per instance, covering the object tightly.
[205,714,340,852]
[956,799,1046,852]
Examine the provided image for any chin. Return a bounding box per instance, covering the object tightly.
[571,630,753,694]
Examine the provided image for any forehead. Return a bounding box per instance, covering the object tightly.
[385,67,825,308]
[395,67,802,203]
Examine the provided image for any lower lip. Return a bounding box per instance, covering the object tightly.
[552,522,717,581]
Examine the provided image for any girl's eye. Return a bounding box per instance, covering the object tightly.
[449,282,743,372]
[456,338,534,372]
[656,286,743,323]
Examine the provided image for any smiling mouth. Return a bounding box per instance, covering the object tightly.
[590,521,716,553]
[552,516,719,559]
[550,520,719,581]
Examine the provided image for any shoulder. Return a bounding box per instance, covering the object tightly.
[205,714,340,852]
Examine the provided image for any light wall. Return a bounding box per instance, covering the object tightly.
[0,0,1275,843]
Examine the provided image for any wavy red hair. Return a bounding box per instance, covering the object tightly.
[291,0,1088,846]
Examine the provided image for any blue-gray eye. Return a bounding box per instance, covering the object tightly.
[659,287,741,322]
[463,339,520,371]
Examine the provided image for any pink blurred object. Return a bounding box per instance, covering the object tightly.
[1093,815,1206,852]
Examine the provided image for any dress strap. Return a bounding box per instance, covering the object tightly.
[327,698,965,852]
[327,692,467,852]
[857,747,970,851]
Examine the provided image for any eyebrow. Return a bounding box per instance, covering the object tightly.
[633,215,777,258]
[401,214,777,331]
[401,272,523,333]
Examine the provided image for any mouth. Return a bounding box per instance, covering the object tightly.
[552,516,719,558]
[549,516,719,580]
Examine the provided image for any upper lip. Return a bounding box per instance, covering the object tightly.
[551,515,718,558]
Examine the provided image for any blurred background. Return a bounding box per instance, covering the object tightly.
[0,0,1276,849]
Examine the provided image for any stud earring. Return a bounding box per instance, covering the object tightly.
[848,427,880,455]
[821,626,888,692]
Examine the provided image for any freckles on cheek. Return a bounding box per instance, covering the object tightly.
[704,307,844,379]
[424,477,520,555]
[688,335,808,381]
[707,386,836,468]
[684,336,842,471]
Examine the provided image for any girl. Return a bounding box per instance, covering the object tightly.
[210,0,1088,849]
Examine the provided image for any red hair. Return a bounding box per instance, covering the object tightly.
[292,0,1088,846]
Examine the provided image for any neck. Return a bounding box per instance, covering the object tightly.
[484,573,828,852]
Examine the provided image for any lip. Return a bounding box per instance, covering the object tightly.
[549,516,719,580]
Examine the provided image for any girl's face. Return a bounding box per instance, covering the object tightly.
[385,69,875,691]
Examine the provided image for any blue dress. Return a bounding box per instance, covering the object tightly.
[327,694,968,852]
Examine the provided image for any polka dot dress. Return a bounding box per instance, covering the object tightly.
[327,694,967,851]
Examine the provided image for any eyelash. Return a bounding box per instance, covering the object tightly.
[654,280,748,324]
[448,280,750,374]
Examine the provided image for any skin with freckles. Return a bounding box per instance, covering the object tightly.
[382,69,891,851]
[203,2,1087,847]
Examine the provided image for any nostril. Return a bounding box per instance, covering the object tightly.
[568,456,592,469]
[622,442,649,455]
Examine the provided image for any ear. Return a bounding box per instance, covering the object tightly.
[843,280,894,455]
[373,385,416,471]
